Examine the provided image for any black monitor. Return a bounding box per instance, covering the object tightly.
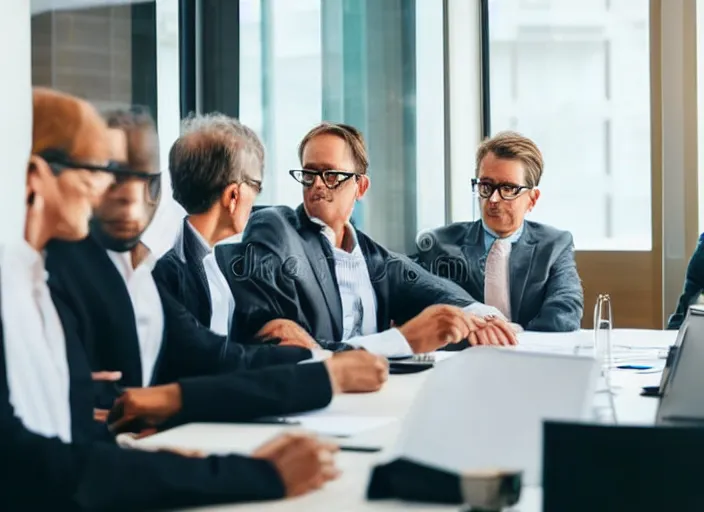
[656,305,704,425]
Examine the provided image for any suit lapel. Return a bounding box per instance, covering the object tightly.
[509,224,537,321]
[181,219,213,323]
[358,234,391,332]
[84,238,144,387]
[296,207,344,340]
[298,225,344,341]
[460,221,487,301]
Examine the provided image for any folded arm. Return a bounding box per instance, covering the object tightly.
[176,362,333,424]
[0,333,285,510]
[157,288,312,383]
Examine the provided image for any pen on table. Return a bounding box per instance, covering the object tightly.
[616,364,653,370]
[337,445,382,453]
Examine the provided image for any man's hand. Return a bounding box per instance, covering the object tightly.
[252,433,340,497]
[108,383,182,434]
[258,319,321,350]
[397,305,488,353]
[324,350,389,394]
[469,316,518,346]
[161,447,206,458]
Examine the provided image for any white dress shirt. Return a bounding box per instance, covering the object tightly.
[1,241,72,441]
[201,231,241,337]
[312,219,414,357]
[312,218,505,355]
[107,250,163,387]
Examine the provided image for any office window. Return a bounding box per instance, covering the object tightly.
[487,0,651,250]
[239,0,444,253]
[30,0,183,256]
[31,1,158,116]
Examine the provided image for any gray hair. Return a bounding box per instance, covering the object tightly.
[169,112,265,214]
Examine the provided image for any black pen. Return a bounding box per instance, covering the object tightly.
[338,445,382,453]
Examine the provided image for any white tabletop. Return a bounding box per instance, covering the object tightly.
[134,329,676,511]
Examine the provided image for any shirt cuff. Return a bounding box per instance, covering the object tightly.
[344,328,414,357]
[463,302,508,320]
[298,349,333,364]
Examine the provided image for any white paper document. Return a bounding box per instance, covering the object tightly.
[387,347,598,486]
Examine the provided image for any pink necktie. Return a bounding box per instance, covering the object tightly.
[484,238,512,320]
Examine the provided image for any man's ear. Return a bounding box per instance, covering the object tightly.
[26,155,49,205]
[356,175,370,200]
[221,183,239,214]
[527,188,540,211]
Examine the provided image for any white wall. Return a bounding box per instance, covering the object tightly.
[0,0,32,246]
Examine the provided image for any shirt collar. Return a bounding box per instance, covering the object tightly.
[15,240,48,283]
[186,220,244,252]
[307,214,358,253]
[107,247,157,281]
[186,220,212,254]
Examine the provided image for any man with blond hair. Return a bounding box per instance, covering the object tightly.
[414,131,583,332]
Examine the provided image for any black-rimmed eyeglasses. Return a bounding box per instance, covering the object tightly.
[112,168,163,205]
[471,178,532,200]
[39,148,162,204]
[242,177,263,194]
[289,169,361,190]
[39,148,125,176]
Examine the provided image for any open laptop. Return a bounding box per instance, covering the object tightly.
[656,305,704,425]
[381,348,598,487]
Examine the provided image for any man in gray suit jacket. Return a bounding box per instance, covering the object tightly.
[413,131,583,332]
[215,123,518,354]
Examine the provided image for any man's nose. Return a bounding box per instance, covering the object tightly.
[312,174,326,189]
[488,188,501,203]
[110,179,144,203]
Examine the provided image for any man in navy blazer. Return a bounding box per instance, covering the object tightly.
[46,110,387,435]
[413,131,583,332]
[3,87,338,511]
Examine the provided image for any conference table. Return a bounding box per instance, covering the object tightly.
[135,329,676,511]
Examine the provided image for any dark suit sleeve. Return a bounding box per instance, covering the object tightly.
[176,362,333,424]
[157,288,313,383]
[668,234,704,329]
[0,323,285,511]
[152,255,184,304]
[221,242,315,342]
[382,253,478,325]
[524,233,584,332]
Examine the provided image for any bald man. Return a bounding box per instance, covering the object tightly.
[0,88,338,510]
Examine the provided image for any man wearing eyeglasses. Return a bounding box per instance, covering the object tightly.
[46,110,389,433]
[215,122,517,355]
[413,131,583,332]
[154,113,264,338]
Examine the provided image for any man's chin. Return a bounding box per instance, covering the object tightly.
[304,202,330,220]
[483,217,510,233]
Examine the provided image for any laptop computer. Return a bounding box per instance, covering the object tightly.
[656,305,704,425]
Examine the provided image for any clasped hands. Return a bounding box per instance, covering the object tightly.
[257,305,518,354]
